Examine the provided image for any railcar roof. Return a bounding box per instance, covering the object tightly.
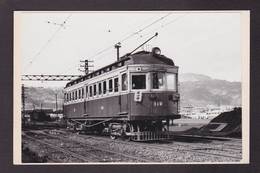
[65,50,175,88]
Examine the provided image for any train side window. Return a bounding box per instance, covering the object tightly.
[98,83,102,95]
[79,89,81,99]
[86,86,88,98]
[94,84,97,96]
[69,92,71,101]
[108,79,113,92]
[121,73,128,91]
[114,78,119,92]
[82,88,84,98]
[103,81,107,94]
[75,90,77,100]
[72,92,74,100]
[89,86,93,97]
[132,74,146,89]
[152,72,165,89]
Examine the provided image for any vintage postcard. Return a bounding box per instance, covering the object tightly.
[13,11,250,164]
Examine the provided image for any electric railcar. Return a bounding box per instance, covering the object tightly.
[63,47,180,141]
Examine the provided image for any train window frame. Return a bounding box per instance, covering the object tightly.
[151,72,166,90]
[121,73,128,91]
[103,81,107,94]
[86,85,88,98]
[89,85,93,97]
[114,77,119,92]
[108,79,113,93]
[93,84,97,96]
[98,82,102,95]
[130,73,147,91]
[79,89,81,99]
[166,73,177,91]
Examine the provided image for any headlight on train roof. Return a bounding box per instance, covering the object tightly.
[152,47,161,56]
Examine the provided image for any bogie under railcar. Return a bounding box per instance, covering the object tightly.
[63,47,180,141]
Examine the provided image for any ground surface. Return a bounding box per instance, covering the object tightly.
[22,123,242,163]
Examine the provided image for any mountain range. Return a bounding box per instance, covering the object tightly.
[23,73,241,109]
[179,73,241,107]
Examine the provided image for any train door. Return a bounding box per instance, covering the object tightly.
[119,72,129,114]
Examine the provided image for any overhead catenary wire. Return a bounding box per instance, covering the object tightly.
[23,14,72,73]
[60,13,173,74]
[60,12,187,74]
[87,13,173,61]
[140,13,189,39]
[94,13,187,64]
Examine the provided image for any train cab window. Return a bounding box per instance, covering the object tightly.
[94,84,97,96]
[108,79,113,92]
[98,83,102,95]
[131,74,146,89]
[121,73,128,91]
[152,72,165,89]
[103,81,107,94]
[114,78,119,92]
[166,73,177,91]
[89,86,93,97]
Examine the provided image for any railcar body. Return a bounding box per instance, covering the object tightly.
[63,47,180,141]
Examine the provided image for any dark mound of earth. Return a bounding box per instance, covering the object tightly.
[184,107,242,138]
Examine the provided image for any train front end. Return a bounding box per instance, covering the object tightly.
[122,48,181,141]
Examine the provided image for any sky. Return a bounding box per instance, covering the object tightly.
[17,11,242,87]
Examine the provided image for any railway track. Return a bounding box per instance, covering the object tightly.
[23,129,242,162]
[23,131,153,162]
[23,134,91,162]
[63,131,242,161]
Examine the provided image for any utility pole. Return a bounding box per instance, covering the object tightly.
[80,59,94,75]
[114,42,121,61]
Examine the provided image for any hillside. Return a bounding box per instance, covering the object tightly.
[23,73,241,109]
[179,73,241,107]
[24,87,64,110]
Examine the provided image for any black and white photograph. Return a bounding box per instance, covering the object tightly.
[13,11,249,164]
